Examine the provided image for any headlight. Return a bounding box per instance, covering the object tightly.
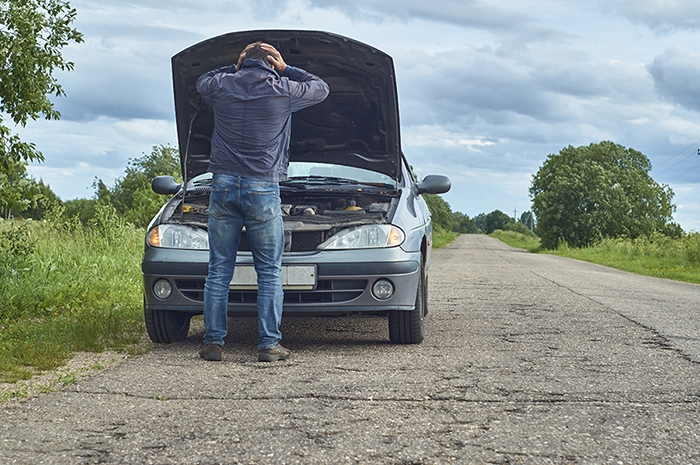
[147,224,209,249]
[318,225,405,250]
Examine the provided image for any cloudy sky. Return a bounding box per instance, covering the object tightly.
[21,0,700,231]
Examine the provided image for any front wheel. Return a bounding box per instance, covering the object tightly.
[144,303,192,343]
[388,261,425,344]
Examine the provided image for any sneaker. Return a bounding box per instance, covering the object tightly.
[258,344,292,362]
[199,343,223,361]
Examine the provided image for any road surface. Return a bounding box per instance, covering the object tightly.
[1,234,699,463]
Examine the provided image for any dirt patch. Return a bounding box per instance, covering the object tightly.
[0,351,132,402]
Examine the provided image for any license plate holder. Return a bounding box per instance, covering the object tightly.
[229,265,316,290]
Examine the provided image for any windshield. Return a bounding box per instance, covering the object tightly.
[187,162,395,188]
[287,162,394,185]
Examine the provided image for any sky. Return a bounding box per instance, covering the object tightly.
[19,0,700,231]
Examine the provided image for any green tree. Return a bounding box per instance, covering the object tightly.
[0,161,41,219]
[95,145,182,227]
[63,197,97,225]
[16,177,61,220]
[452,211,478,234]
[473,213,486,233]
[519,210,535,231]
[423,193,452,232]
[484,210,514,234]
[530,141,678,249]
[0,0,83,172]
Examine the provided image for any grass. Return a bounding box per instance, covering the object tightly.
[0,204,149,386]
[489,229,542,253]
[432,230,459,248]
[490,229,700,285]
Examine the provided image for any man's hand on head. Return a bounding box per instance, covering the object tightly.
[236,42,257,70]
[261,43,287,74]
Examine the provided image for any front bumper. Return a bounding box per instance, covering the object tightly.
[142,247,421,315]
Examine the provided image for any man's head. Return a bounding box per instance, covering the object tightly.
[238,42,287,74]
[243,42,271,63]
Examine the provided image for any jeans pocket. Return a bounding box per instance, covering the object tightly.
[248,190,279,222]
[209,188,229,218]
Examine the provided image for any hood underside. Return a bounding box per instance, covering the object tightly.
[172,30,402,181]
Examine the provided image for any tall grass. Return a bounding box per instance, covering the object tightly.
[490,229,700,285]
[553,233,700,284]
[0,203,147,385]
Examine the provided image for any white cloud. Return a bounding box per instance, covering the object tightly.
[602,0,700,32]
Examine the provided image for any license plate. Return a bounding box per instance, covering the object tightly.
[229,265,316,290]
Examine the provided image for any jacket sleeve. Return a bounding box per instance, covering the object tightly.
[196,65,237,103]
[282,66,330,112]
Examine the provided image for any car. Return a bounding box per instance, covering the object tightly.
[142,30,451,345]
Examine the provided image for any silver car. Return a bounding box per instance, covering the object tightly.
[142,30,451,345]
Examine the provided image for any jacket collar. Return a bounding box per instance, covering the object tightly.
[240,58,280,78]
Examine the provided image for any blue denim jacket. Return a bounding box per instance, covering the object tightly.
[196,59,329,182]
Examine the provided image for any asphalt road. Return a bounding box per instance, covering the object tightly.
[2,234,699,464]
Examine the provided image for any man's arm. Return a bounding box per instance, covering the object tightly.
[196,44,252,101]
[195,65,237,102]
[261,43,330,111]
[284,66,330,112]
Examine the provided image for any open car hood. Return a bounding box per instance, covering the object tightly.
[172,30,402,182]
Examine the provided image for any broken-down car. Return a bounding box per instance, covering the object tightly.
[142,30,451,345]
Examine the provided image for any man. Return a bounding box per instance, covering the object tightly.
[196,42,329,362]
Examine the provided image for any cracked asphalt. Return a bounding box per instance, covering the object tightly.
[2,234,700,464]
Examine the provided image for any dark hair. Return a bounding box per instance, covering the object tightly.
[244,42,271,61]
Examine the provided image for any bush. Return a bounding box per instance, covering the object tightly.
[503,222,537,238]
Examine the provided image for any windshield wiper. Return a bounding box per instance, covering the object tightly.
[282,175,360,185]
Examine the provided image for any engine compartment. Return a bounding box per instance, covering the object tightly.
[162,187,399,252]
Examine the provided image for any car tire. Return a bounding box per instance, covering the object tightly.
[388,259,425,344]
[144,303,192,343]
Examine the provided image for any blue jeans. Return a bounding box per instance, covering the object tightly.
[203,174,284,350]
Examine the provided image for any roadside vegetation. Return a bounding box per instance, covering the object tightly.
[490,229,700,285]
[0,205,147,395]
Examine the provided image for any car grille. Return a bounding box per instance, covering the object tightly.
[174,278,367,304]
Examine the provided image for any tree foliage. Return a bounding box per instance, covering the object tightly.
[96,145,182,228]
[530,141,679,249]
[473,213,486,233]
[0,0,83,172]
[0,160,41,218]
[484,209,514,234]
[518,210,535,231]
[423,193,452,233]
[452,211,478,234]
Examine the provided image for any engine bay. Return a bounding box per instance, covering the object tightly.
[162,186,399,252]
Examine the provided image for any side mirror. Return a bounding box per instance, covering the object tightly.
[152,176,181,195]
[414,175,451,195]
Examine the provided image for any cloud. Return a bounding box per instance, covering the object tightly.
[647,47,700,112]
[305,0,571,49]
[602,0,700,32]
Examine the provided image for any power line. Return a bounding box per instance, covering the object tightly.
[663,151,700,182]
[654,138,700,169]
[654,148,700,177]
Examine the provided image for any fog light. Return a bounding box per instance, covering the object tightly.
[372,279,394,300]
[153,279,173,300]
